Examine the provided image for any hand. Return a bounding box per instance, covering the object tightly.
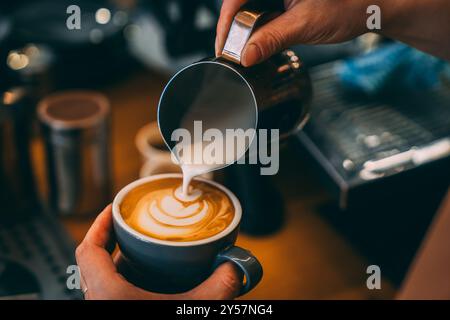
[216,0,369,66]
[216,0,450,63]
[75,205,242,300]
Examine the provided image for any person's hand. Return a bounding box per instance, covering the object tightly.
[215,0,372,66]
[75,205,242,300]
[217,0,450,63]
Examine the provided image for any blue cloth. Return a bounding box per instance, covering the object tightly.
[337,42,448,96]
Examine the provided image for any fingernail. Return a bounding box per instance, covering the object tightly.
[242,43,262,67]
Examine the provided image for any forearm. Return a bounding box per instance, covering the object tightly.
[377,0,450,60]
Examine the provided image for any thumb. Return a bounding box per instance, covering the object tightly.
[187,262,243,300]
[241,11,299,66]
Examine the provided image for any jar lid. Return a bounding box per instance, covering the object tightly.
[37,90,110,130]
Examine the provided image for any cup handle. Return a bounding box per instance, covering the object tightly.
[214,246,263,296]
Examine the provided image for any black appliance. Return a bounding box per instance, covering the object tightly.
[297,62,450,210]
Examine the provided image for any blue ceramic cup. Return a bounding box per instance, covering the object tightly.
[112,174,263,295]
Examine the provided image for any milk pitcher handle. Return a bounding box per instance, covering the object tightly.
[221,0,284,65]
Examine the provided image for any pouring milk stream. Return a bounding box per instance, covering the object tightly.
[157,62,258,201]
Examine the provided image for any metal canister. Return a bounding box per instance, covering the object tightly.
[37,91,111,217]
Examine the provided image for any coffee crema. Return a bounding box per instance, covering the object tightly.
[120,178,235,242]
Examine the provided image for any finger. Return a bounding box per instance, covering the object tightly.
[110,251,181,300]
[187,262,243,300]
[77,244,160,300]
[113,250,123,265]
[75,205,122,295]
[215,0,248,56]
[241,10,300,66]
[79,272,88,298]
[76,240,120,297]
[83,204,115,253]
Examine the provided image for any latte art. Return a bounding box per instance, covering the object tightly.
[120,178,235,241]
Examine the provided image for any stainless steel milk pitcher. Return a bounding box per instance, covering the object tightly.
[158,0,312,157]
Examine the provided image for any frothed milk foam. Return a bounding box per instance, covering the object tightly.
[120,178,234,241]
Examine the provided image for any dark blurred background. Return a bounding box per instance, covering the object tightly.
[0,0,449,299]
